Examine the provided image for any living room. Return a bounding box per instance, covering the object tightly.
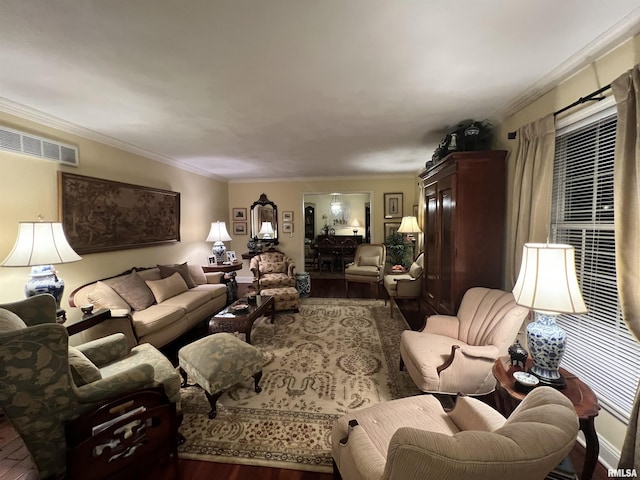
[1,2,640,478]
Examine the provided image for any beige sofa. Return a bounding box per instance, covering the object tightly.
[69,263,227,348]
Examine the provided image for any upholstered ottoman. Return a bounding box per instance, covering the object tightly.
[260,286,300,312]
[178,333,263,419]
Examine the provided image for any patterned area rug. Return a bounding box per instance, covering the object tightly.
[178,298,420,472]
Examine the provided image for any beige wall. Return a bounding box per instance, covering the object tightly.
[0,111,229,309]
[494,33,640,465]
[228,177,417,280]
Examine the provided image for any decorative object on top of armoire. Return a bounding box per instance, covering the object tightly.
[419,150,507,316]
[429,119,493,167]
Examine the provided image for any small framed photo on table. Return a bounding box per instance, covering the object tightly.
[226,251,237,263]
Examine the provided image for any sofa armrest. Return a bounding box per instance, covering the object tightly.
[76,333,130,367]
[395,277,422,297]
[205,272,224,284]
[287,262,296,277]
[447,396,506,432]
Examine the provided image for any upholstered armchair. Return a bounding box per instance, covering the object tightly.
[344,243,386,297]
[0,294,181,479]
[383,252,424,316]
[250,249,296,290]
[332,386,579,480]
[400,287,529,395]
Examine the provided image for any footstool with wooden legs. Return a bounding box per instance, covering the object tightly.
[178,333,264,419]
[259,286,300,312]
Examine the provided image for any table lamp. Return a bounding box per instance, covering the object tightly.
[206,221,232,264]
[259,221,274,239]
[350,219,361,235]
[1,219,82,307]
[512,243,587,389]
[397,215,422,259]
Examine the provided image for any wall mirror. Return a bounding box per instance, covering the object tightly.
[250,193,278,245]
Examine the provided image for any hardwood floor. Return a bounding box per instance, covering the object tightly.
[0,277,610,480]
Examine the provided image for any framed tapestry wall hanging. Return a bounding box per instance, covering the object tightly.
[58,172,180,254]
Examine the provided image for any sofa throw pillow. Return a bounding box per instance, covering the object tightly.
[409,262,423,279]
[158,262,197,289]
[188,263,207,285]
[87,281,132,314]
[358,255,380,267]
[146,272,189,303]
[68,345,102,386]
[0,308,26,332]
[111,272,156,311]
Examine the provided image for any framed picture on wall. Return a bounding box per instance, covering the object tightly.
[384,222,401,239]
[283,223,293,233]
[282,211,293,222]
[384,193,403,219]
[233,208,247,220]
[233,222,247,235]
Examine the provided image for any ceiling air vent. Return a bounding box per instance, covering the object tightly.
[0,124,78,166]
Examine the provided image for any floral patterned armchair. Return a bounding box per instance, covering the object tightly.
[249,249,296,290]
[0,294,181,479]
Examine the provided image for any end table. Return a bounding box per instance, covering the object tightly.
[493,356,600,480]
[203,261,243,303]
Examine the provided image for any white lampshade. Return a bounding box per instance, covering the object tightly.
[259,222,274,238]
[206,221,232,242]
[1,222,82,266]
[397,216,422,234]
[350,219,361,228]
[512,243,587,314]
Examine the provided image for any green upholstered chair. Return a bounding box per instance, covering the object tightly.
[0,294,181,479]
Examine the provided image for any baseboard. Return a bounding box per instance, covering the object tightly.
[576,432,620,470]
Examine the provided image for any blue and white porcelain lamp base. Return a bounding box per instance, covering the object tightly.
[212,242,227,264]
[526,310,567,389]
[25,265,65,307]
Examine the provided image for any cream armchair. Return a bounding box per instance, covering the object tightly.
[384,252,424,316]
[0,294,181,479]
[344,243,386,298]
[400,287,529,395]
[250,249,296,290]
[332,386,579,480]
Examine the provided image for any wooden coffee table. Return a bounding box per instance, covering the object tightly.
[209,295,275,344]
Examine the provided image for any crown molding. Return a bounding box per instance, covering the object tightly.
[228,172,416,184]
[489,7,640,124]
[0,97,228,182]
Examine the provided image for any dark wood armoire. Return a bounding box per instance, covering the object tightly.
[419,150,507,316]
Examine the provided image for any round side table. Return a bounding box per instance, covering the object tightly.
[492,356,600,480]
[202,261,243,303]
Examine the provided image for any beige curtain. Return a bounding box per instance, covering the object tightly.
[508,114,556,286]
[614,64,640,470]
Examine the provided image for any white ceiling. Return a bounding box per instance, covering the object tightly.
[1,1,639,181]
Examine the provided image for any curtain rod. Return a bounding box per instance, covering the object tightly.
[507,83,612,140]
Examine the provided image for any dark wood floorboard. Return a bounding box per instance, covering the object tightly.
[0,276,609,480]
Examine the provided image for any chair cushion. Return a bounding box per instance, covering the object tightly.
[68,345,102,386]
[145,272,189,303]
[359,255,380,267]
[260,261,286,274]
[158,262,197,289]
[0,308,26,332]
[111,272,156,311]
[88,281,132,313]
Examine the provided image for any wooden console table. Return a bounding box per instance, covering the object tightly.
[493,356,600,480]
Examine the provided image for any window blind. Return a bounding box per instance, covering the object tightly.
[551,106,640,422]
